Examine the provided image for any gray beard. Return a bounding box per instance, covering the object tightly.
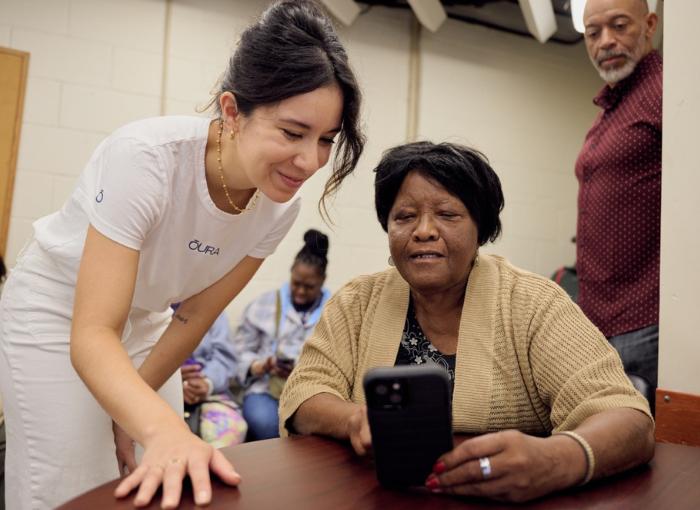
[591,31,648,85]
[596,58,638,84]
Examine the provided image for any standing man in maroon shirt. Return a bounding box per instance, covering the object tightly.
[576,0,661,405]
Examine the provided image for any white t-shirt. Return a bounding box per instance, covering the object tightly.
[33,116,300,313]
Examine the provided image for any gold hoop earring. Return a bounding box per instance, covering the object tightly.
[229,130,235,141]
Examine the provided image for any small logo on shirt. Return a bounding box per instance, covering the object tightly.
[188,239,220,256]
[95,189,104,203]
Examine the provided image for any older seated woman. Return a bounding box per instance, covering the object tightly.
[278,141,654,503]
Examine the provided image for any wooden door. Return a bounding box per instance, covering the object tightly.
[0,47,29,257]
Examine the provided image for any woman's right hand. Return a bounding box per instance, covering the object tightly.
[346,405,372,456]
[114,423,241,508]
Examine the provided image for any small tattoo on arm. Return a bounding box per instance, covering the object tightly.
[174,313,189,325]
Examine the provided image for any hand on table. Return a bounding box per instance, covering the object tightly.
[425,430,583,503]
[346,405,372,456]
[114,423,241,508]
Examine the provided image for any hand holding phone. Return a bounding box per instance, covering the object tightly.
[275,355,295,369]
[364,365,453,488]
[272,355,295,377]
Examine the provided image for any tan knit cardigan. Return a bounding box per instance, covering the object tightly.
[279,254,651,436]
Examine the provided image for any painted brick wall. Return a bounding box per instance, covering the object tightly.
[2,0,601,328]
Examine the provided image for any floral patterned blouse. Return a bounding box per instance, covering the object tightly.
[394,299,456,396]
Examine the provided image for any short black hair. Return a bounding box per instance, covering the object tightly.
[374,141,504,246]
[293,229,329,277]
[212,0,365,219]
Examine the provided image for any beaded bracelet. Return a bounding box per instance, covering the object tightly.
[553,430,596,485]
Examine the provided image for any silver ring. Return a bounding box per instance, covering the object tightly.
[478,457,492,479]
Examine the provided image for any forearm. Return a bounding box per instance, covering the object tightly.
[291,393,361,439]
[71,326,185,446]
[547,407,654,491]
[572,407,655,480]
[140,256,264,390]
[138,302,221,390]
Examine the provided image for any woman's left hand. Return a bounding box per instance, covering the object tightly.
[426,430,583,503]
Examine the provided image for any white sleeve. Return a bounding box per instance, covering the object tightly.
[84,137,167,251]
[248,197,301,259]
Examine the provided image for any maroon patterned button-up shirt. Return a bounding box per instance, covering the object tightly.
[575,51,662,338]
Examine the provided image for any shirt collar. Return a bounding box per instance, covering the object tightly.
[593,50,660,111]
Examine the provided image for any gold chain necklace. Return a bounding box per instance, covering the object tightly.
[216,119,260,213]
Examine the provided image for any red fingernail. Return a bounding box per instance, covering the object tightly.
[425,475,440,489]
[433,460,446,474]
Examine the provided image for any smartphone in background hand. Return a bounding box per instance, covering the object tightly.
[364,365,453,488]
[275,355,295,371]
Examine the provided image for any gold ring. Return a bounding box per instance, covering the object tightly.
[169,458,183,465]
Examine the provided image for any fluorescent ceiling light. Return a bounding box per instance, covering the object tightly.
[407,0,447,33]
[518,0,557,43]
[571,0,585,33]
[319,0,360,26]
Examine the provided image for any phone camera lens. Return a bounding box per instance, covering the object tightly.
[389,393,402,404]
[375,384,388,395]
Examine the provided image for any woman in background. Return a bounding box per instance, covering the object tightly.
[179,310,248,448]
[234,229,331,440]
[0,1,364,508]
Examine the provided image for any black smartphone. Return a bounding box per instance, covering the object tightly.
[275,355,295,370]
[363,365,453,488]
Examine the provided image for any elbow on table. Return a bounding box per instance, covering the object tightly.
[640,416,656,464]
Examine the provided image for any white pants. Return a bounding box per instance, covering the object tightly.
[0,241,182,510]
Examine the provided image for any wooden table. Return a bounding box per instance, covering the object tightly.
[58,436,700,509]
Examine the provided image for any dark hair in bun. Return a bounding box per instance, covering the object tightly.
[293,229,329,276]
